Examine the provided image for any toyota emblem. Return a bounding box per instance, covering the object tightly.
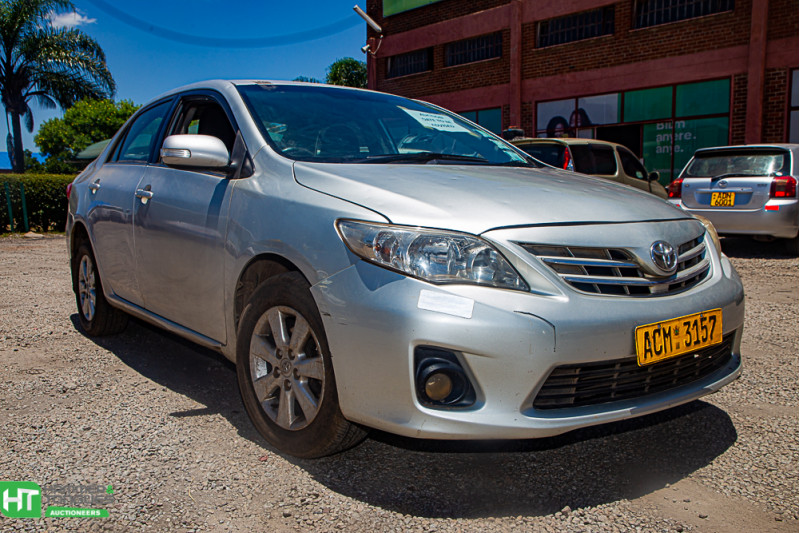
[651,241,677,274]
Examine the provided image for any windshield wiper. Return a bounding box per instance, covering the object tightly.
[364,152,490,164]
[495,159,536,167]
[711,172,773,179]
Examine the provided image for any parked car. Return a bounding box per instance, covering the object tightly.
[67,80,745,458]
[668,144,798,253]
[512,137,668,198]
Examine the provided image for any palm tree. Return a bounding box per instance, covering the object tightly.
[0,0,114,172]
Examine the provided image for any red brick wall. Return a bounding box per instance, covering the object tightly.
[521,2,750,81]
[369,0,509,35]
[377,30,510,98]
[730,73,748,145]
[762,68,790,142]
[520,101,533,135]
[767,0,799,40]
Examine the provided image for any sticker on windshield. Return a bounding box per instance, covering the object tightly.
[400,107,470,133]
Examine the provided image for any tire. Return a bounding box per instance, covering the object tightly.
[71,242,128,336]
[236,272,366,458]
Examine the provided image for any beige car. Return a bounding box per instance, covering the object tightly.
[512,138,668,198]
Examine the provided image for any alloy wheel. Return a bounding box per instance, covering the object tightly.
[249,306,325,431]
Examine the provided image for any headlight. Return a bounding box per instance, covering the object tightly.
[336,220,529,291]
[692,214,722,255]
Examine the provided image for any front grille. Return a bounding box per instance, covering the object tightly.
[532,333,735,410]
[520,235,709,296]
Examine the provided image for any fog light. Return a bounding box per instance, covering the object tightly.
[424,372,453,401]
[414,346,476,408]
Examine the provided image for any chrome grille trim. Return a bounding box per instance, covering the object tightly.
[519,235,710,297]
[679,242,705,263]
[561,257,710,287]
[539,256,638,269]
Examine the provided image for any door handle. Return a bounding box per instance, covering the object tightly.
[88,180,101,193]
[135,187,154,204]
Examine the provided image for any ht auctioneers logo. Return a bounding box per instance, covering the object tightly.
[0,481,112,519]
[1,482,41,518]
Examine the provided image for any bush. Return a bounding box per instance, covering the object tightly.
[0,174,75,233]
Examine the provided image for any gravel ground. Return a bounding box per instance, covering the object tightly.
[0,234,796,532]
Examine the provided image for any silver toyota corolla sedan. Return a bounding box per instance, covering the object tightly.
[66,80,745,458]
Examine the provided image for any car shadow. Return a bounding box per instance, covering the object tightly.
[721,236,797,259]
[73,314,738,519]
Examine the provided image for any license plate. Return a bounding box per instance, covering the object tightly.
[635,309,723,366]
[710,192,735,207]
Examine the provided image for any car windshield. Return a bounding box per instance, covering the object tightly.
[684,150,789,177]
[237,83,534,166]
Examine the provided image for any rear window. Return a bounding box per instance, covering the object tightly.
[570,144,617,175]
[684,149,790,178]
[518,143,565,167]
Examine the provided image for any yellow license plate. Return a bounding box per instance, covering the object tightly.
[710,192,735,207]
[635,309,723,366]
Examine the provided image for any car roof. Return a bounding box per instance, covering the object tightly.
[693,144,798,155]
[511,137,630,150]
[149,79,375,103]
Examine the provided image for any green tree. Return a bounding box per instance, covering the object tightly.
[293,76,322,84]
[325,58,367,88]
[34,98,138,172]
[0,0,114,172]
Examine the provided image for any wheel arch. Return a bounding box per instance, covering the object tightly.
[69,221,92,291]
[233,254,311,332]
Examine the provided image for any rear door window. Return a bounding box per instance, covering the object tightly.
[617,147,648,180]
[518,143,566,168]
[570,144,617,175]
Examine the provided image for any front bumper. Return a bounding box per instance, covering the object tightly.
[669,199,799,239]
[311,242,745,440]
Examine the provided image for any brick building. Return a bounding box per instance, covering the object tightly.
[364,0,799,183]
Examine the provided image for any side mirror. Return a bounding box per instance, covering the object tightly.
[161,134,230,169]
[648,171,660,182]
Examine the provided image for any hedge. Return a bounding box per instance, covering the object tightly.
[0,174,75,233]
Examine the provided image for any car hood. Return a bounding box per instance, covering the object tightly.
[293,162,688,235]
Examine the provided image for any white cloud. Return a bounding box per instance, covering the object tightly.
[48,11,97,30]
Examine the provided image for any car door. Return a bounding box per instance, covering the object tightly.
[132,93,238,343]
[86,99,174,306]
[616,146,667,197]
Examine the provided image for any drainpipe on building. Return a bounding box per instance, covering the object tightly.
[509,0,523,133]
[745,0,769,144]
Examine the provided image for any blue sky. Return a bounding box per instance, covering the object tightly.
[3,0,367,152]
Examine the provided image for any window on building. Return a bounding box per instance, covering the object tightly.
[445,32,502,67]
[460,108,502,134]
[383,0,444,17]
[537,6,615,48]
[789,70,798,143]
[623,86,673,122]
[536,79,731,183]
[676,79,730,117]
[386,48,433,79]
[633,0,734,29]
